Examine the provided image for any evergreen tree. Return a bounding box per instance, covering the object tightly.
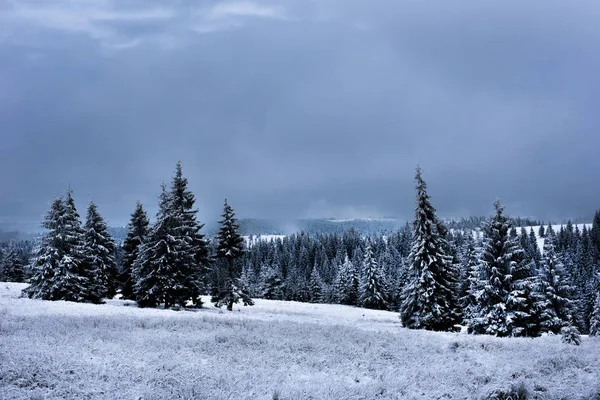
[134,186,180,308]
[120,202,150,299]
[1,249,25,282]
[308,265,323,303]
[359,245,388,310]
[260,264,284,300]
[590,292,600,336]
[537,237,574,333]
[170,161,210,302]
[400,167,459,331]
[538,224,545,238]
[334,254,360,305]
[546,223,555,238]
[592,211,600,258]
[529,228,542,264]
[469,201,540,337]
[212,199,254,311]
[25,195,91,302]
[83,202,118,299]
[135,176,200,309]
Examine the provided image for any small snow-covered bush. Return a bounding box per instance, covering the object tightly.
[560,326,581,346]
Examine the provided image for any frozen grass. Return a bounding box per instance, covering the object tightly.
[1,282,599,400]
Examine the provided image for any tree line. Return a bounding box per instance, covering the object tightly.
[8,163,600,337]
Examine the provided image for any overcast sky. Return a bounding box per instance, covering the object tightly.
[1,0,599,230]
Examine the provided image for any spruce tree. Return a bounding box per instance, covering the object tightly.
[529,228,542,264]
[260,264,284,300]
[170,161,210,303]
[334,254,360,305]
[25,195,91,302]
[212,199,254,311]
[591,210,600,257]
[359,245,388,310]
[135,180,199,309]
[1,249,25,283]
[538,237,574,333]
[83,202,118,299]
[309,265,323,303]
[469,201,541,337]
[120,202,150,299]
[400,167,459,331]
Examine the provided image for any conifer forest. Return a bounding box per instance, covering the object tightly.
[4,163,599,339]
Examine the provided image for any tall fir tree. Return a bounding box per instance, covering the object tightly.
[334,254,360,305]
[135,176,200,308]
[469,201,541,337]
[120,202,150,299]
[25,193,92,302]
[212,199,254,311]
[359,245,388,310]
[537,236,574,333]
[83,202,118,299]
[400,167,459,331]
[592,210,600,258]
[170,161,210,302]
[309,264,324,303]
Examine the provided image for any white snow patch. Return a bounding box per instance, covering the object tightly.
[2,282,600,399]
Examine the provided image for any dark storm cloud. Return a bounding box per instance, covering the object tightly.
[1,0,599,230]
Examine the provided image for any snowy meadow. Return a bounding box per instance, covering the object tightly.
[1,283,599,400]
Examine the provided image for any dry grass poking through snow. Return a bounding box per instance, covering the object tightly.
[1,282,599,400]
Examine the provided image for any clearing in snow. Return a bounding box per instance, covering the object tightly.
[1,282,599,399]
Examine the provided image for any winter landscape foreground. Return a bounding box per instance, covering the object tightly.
[1,283,599,400]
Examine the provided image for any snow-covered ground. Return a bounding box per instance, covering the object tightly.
[243,235,286,247]
[1,282,599,399]
[517,223,592,254]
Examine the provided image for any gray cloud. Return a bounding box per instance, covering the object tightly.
[1,0,599,230]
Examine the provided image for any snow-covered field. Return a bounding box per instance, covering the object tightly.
[1,283,599,400]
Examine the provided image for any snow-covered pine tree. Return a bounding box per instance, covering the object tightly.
[25,194,91,302]
[212,199,254,311]
[469,201,514,336]
[590,292,600,336]
[334,254,360,305]
[0,248,26,282]
[546,223,555,238]
[169,161,210,305]
[507,256,543,338]
[120,202,150,299]
[64,189,97,302]
[591,210,600,255]
[259,264,284,300]
[469,200,541,337]
[309,264,324,303]
[529,228,542,264]
[537,236,574,334]
[400,167,459,331]
[359,245,388,310]
[134,181,198,309]
[83,202,118,300]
